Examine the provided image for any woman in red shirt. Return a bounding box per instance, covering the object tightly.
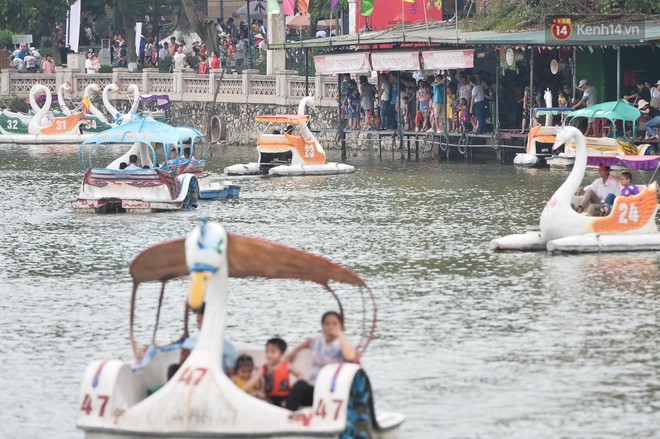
[210,52,220,70]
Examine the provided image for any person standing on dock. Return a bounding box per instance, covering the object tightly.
[469,76,485,134]
[378,74,391,130]
[388,72,398,130]
[433,74,446,133]
[572,79,598,136]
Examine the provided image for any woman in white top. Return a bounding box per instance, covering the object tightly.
[285,311,356,410]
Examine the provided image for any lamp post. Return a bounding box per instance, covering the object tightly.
[247,0,253,69]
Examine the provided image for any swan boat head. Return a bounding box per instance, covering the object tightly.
[103,82,122,122]
[27,84,53,134]
[540,126,658,242]
[297,95,315,116]
[58,82,73,116]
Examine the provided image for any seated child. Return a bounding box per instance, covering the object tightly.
[602,171,640,214]
[231,354,264,397]
[243,338,303,407]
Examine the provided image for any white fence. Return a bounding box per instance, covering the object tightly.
[0,67,338,107]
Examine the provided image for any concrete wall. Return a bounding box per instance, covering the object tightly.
[164,100,340,146]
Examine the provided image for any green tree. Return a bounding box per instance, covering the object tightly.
[308,0,348,36]
[465,0,659,32]
[0,0,76,62]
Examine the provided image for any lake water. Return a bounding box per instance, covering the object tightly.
[0,144,658,438]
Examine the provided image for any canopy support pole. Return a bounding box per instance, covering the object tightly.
[572,47,577,102]
[397,71,404,157]
[616,46,621,100]
[305,48,309,97]
[339,74,346,159]
[247,1,253,69]
[495,64,500,135]
[528,47,533,130]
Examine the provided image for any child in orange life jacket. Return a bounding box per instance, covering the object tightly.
[243,338,303,407]
[231,354,263,398]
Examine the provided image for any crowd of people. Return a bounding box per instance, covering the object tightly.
[337,69,660,140]
[340,69,497,134]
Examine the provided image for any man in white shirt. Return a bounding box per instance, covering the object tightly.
[575,165,620,215]
[573,79,598,136]
[124,155,141,170]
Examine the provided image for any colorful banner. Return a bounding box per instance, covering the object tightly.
[331,0,340,13]
[81,97,91,114]
[403,0,415,2]
[299,0,309,13]
[283,0,295,15]
[314,53,372,75]
[421,50,475,69]
[267,0,281,13]
[361,0,374,17]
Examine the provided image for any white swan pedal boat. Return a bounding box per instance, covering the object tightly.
[225,97,355,177]
[0,84,96,144]
[66,118,238,213]
[76,219,404,438]
[493,126,660,253]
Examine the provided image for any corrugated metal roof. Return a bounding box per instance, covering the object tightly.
[270,20,660,50]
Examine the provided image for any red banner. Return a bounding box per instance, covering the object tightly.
[356,0,443,32]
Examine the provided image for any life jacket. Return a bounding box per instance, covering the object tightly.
[263,361,290,398]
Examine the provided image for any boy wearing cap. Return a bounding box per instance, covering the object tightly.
[638,99,660,139]
[573,79,597,136]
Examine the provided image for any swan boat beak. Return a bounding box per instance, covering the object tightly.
[188,269,213,310]
[551,138,565,151]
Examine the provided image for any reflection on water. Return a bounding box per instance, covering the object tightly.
[0,144,658,438]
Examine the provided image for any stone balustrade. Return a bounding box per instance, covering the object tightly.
[0,67,339,107]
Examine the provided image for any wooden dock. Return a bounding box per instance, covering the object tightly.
[313,128,528,163]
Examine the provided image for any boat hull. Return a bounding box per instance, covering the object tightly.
[490,231,546,251]
[224,163,261,176]
[67,172,199,213]
[269,163,355,176]
[197,175,241,200]
[513,153,541,167]
[77,353,402,439]
[0,133,95,144]
[547,233,660,253]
